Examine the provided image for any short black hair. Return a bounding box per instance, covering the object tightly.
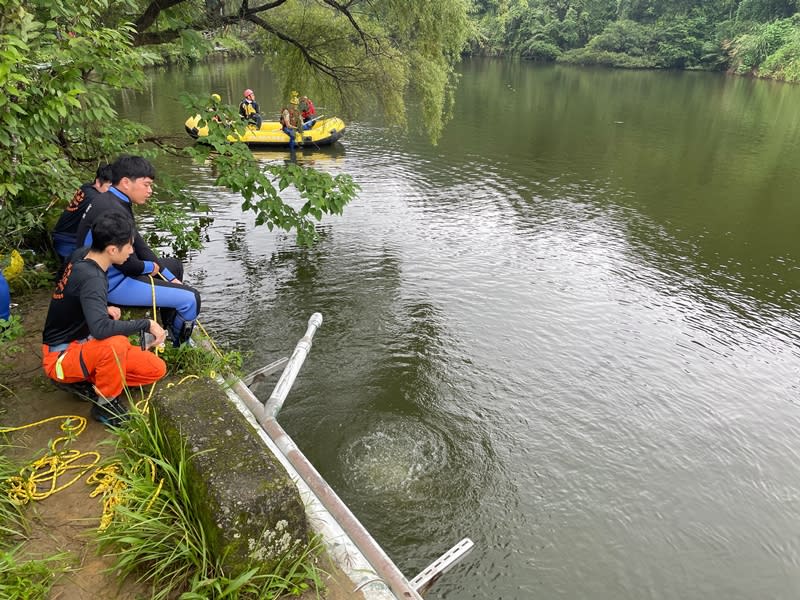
[90,211,135,251]
[95,163,113,184]
[110,155,156,185]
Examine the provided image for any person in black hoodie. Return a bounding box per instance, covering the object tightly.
[52,163,113,263]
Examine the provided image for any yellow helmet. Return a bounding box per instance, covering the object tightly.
[210,93,222,103]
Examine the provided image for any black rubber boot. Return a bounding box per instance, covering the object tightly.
[51,380,97,402]
[172,320,195,347]
[90,397,130,428]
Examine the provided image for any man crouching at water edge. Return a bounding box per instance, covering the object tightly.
[42,212,167,427]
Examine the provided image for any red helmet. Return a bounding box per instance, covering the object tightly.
[244,89,254,97]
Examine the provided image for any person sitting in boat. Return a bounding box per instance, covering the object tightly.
[239,88,262,129]
[299,95,316,128]
[280,95,303,150]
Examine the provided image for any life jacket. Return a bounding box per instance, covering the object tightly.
[280,107,298,128]
[240,99,257,117]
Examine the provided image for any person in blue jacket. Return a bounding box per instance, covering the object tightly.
[75,155,201,346]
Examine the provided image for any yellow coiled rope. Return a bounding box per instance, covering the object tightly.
[87,457,164,531]
[0,404,166,531]
[0,416,100,506]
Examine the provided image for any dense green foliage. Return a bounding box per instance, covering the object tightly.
[471,0,800,79]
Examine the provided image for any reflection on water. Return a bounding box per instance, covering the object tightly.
[122,58,800,599]
[249,143,347,165]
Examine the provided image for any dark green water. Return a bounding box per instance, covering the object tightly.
[123,58,800,599]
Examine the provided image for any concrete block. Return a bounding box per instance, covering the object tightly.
[153,377,308,573]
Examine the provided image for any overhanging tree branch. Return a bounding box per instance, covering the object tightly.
[134,0,186,34]
[320,0,369,51]
[132,0,290,45]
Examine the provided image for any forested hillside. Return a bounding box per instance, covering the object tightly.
[470,0,800,81]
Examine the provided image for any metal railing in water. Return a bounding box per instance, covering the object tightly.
[235,313,473,599]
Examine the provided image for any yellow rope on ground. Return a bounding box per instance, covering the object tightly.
[86,463,126,531]
[0,416,100,506]
[87,457,164,531]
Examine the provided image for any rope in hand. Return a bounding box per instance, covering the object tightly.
[147,274,165,356]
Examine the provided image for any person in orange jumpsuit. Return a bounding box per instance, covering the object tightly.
[41,211,167,426]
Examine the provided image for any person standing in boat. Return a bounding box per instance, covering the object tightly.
[280,94,303,150]
[239,88,262,129]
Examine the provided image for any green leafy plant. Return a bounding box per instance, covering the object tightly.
[160,342,244,379]
[0,316,24,349]
[0,315,25,365]
[0,546,70,600]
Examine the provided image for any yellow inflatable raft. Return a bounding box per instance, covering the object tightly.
[184,114,346,148]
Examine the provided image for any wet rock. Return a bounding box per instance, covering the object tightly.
[153,377,308,573]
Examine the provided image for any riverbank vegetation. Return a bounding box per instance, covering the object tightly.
[0,447,70,599]
[471,0,800,80]
[0,292,320,599]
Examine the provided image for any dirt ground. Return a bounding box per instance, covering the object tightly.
[0,289,361,600]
